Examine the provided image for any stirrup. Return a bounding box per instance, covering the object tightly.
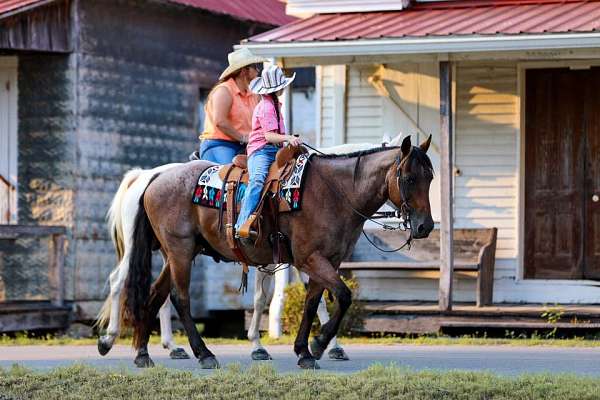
[237,214,258,239]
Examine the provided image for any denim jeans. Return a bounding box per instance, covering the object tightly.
[199,139,244,164]
[235,145,278,230]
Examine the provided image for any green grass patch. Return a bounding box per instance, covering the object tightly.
[2,332,600,347]
[0,363,598,400]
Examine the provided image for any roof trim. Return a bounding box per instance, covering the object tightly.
[0,0,57,21]
[240,32,600,58]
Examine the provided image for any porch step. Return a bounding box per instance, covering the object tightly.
[359,301,600,334]
[0,300,72,332]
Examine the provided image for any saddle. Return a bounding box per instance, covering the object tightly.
[219,145,307,283]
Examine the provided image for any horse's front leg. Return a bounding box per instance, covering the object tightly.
[293,277,324,369]
[316,295,349,361]
[248,267,274,360]
[302,252,352,361]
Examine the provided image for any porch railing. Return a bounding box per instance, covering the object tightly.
[0,225,67,306]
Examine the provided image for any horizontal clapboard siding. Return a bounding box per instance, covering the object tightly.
[319,65,335,147]
[455,62,518,265]
[346,66,383,143]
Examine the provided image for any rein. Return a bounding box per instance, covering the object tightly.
[301,142,413,253]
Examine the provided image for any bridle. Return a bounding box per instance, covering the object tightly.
[302,143,415,252]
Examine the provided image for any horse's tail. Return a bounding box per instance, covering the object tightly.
[122,173,161,349]
[95,168,143,329]
[109,168,143,261]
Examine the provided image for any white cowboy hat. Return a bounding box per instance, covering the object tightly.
[219,48,266,80]
[249,64,296,95]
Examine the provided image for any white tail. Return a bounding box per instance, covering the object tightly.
[96,168,143,328]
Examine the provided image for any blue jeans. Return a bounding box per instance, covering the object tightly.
[235,145,278,230]
[199,139,244,164]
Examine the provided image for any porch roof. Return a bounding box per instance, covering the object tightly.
[242,0,600,58]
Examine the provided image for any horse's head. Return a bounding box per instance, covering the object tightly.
[387,135,434,239]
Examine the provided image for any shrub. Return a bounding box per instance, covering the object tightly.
[282,276,365,337]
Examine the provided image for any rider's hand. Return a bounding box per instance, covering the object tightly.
[287,135,302,147]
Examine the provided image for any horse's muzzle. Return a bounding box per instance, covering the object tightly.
[412,215,434,239]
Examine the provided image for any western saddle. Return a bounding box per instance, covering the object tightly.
[217,145,307,289]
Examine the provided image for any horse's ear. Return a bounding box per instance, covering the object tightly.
[420,134,432,153]
[401,135,412,158]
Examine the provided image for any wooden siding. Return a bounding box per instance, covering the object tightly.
[454,63,518,271]
[0,0,71,53]
[318,65,334,146]
[345,65,383,143]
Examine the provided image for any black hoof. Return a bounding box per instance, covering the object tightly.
[328,347,350,361]
[297,356,320,370]
[199,355,220,369]
[169,348,190,360]
[310,337,326,360]
[134,353,155,368]
[251,348,272,361]
[97,337,112,356]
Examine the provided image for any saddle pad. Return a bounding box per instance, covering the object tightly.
[191,153,312,212]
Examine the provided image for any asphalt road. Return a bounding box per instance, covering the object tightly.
[1,344,599,376]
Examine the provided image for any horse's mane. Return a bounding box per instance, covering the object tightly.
[315,145,400,159]
[315,144,434,175]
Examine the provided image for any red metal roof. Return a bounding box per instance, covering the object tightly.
[249,0,600,43]
[0,0,294,26]
[168,0,295,26]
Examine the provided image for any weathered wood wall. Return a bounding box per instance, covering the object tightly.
[1,53,77,302]
[0,0,71,52]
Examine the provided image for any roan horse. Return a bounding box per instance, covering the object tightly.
[95,138,404,361]
[122,135,434,369]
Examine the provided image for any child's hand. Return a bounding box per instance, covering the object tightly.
[287,135,302,147]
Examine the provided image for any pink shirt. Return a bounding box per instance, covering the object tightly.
[247,95,286,156]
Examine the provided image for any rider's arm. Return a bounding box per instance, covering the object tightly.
[212,87,247,143]
[265,132,301,146]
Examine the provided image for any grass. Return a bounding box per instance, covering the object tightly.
[2,331,600,347]
[0,363,599,400]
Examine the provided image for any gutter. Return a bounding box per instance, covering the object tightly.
[238,32,600,58]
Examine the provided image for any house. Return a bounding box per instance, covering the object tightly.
[240,0,600,316]
[0,0,296,330]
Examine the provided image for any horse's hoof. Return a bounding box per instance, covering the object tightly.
[97,336,113,356]
[199,355,220,369]
[134,354,155,368]
[251,348,272,361]
[328,347,350,361]
[310,337,326,360]
[169,348,190,360]
[297,356,320,370]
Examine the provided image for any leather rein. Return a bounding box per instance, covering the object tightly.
[302,143,413,253]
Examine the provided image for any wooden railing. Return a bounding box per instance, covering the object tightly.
[0,174,16,224]
[0,225,67,306]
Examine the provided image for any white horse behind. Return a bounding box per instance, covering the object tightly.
[96,134,403,361]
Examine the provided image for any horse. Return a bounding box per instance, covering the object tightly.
[119,134,434,369]
[95,137,403,361]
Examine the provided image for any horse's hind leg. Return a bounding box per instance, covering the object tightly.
[159,296,190,359]
[97,254,130,355]
[133,264,172,368]
[248,267,274,360]
[167,238,218,369]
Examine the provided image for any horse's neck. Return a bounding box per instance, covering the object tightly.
[319,148,398,220]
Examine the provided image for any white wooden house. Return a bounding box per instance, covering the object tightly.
[240,0,600,309]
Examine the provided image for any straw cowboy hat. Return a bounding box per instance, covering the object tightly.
[249,64,296,95]
[219,48,266,80]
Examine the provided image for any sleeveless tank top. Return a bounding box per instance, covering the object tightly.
[201,78,259,142]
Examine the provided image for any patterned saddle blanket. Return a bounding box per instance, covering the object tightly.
[192,153,311,212]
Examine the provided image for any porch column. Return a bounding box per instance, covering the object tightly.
[438,60,454,312]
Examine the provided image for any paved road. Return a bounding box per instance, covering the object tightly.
[0,344,599,376]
